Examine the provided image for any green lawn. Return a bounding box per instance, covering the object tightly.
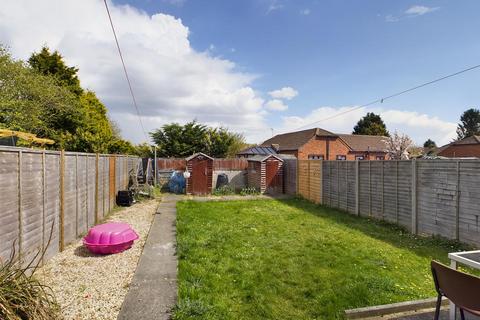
[175,199,469,319]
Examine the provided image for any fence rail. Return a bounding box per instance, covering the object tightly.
[298,159,480,247]
[0,146,140,264]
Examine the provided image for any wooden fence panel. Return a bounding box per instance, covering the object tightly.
[417,161,458,239]
[213,159,248,170]
[20,152,44,265]
[382,161,398,223]
[458,161,480,246]
[44,153,60,260]
[346,161,356,214]
[87,156,96,229]
[297,160,310,199]
[63,155,77,246]
[397,161,413,231]
[0,151,20,262]
[308,161,322,204]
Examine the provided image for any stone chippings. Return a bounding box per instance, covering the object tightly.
[37,200,158,320]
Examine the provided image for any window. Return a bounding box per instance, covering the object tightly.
[355,155,365,160]
[376,155,385,160]
[308,154,324,160]
[336,155,346,160]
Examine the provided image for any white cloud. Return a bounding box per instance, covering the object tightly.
[300,9,311,16]
[385,5,439,22]
[405,5,439,16]
[0,0,269,143]
[265,99,288,111]
[268,86,298,100]
[267,0,283,14]
[280,106,456,146]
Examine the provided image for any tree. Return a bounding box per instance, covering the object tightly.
[384,131,413,160]
[353,112,389,136]
[456,108,480,140]
[150,121,244,158]
[0,46,83,149]
[423,139,437,149]
[28,46,83,96]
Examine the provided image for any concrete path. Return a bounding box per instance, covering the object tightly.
[118,194,181,320]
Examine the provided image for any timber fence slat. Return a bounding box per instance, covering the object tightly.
[297,159,480,247]
[0,146,140,264]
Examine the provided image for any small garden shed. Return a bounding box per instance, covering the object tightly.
[247,154,284,194]
[186,152,213,195]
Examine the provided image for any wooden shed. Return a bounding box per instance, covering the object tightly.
[247,154,284,194]
[186,153,213,195]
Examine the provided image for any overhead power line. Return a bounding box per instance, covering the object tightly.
[294,63,480,131]
[103,0,149,142]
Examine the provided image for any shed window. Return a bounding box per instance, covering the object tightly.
[336,155,347,160]
[308,154,324,160]
[355,155,365,160]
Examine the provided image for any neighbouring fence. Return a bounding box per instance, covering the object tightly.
[298,159,480,247]
[0,146,140,264]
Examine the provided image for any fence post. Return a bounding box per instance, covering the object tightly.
[355,160,359,216]
[86,156,89,228]
[296,159,299,195]
[154,147,158,187]
[369,160,372,217]
[455,161,460,240]
[95,153,99,224]
[411,160,418,235]
[396,161,399,224]
[75,154,79,238]
[307,160,311,201]
[42,151,46,264]
[17,150,23,259]
[381,161,384,220]
[337,161,340,208]
[59,150,65,251]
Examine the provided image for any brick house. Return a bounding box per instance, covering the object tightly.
[259,128,388,160]
[437,135,480,158]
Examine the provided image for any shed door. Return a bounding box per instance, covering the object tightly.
[192,159,208,195]
[265,160,281,194]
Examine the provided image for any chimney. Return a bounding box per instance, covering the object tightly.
[271,144,280,152]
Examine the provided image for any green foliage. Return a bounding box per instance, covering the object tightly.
[212,185,235,196]
[150,120,246,158]
[0,228,60,319]
[176,199,469,319]
[1,45,136,153]
[28,46,83,96]
[239,186,260,196]
[456,108,480,140]
[353,112,389,136]
[135,143,154,158]
[423,138,437,149]
[0,46,83,149]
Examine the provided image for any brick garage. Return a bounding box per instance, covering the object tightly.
[259,128,388,160]
[247,155,284,194]
[185,153,213,195]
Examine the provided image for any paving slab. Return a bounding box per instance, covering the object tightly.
[117,194,182,320]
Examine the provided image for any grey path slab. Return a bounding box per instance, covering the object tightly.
[118,194,182,320]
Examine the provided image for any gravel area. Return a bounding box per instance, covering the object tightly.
[37,199,158,320]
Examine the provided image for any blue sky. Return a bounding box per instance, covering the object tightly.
[1,0,479,145]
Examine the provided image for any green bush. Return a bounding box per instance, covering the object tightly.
[0,230,60,319]
[240,187,260,196]
[212,185,235,196]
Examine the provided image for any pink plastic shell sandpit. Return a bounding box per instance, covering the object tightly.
[83,222,139,255]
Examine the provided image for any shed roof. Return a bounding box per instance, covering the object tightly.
[247,154,284,162]
[185,152,213,161]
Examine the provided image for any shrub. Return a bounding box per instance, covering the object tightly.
[212,185,235,196]
[0,230,60,319]
[240,187,260,196]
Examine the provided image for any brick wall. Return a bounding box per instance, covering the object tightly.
[438,144,480,158]
[297,136,387,160]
